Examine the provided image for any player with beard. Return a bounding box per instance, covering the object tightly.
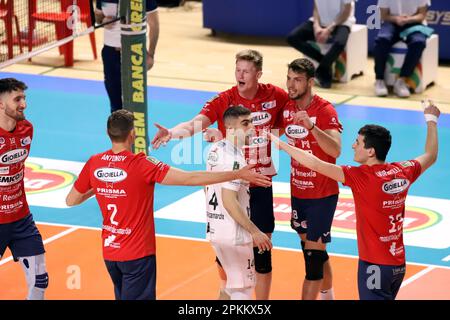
[0,78,49,300]
[279,58,343,300]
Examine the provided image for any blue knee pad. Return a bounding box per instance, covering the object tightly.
[253,247,272,274]
[303,250,329,281]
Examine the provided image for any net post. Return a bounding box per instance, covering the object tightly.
[120,0,149,155]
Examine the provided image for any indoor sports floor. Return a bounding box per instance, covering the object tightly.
[0,3,449,299]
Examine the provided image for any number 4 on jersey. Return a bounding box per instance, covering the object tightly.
[209,192,218,211]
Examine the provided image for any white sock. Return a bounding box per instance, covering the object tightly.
[226,288,253,300]
[319,288,335,300]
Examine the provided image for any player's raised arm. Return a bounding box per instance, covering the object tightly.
[269,133,345,183]
[160,164,271,187]
[415,101,440,174]
[151,114,212,149]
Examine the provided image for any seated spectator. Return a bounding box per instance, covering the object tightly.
[374,0,431,98]
[287,0,355,89]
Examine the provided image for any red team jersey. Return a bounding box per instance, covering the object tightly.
[74,150,170,261]
[281,95,343,199]
[0,120,33,224]
[200,84,289,177]
[342,160,422,265]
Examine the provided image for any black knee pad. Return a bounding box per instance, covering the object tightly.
[253,247,272,274]
[36,272,49,289]
[303,250,329,281]
[215,256,222,267]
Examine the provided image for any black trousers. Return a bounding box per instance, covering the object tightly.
[102,45,123,113]
[287,21,350,80]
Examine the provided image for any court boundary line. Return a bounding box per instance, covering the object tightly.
[0,226,78,266]
[31,221,450,270]
[401,266,436,288]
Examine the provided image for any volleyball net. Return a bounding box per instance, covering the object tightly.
[0,0,150,154]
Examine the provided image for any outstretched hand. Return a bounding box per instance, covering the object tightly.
[422,100,441,123]
[237,164,271,187]
[203,128,223,143]
[151,123,171,150]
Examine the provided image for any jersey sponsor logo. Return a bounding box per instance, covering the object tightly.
[272,193,441,234]
[20,136,32,146]
[0,200,23,211]
[0,148,28,165]
[24,162,76,194]
[251,111,271,125]
[104,235,119,248]
[249,136,269,147]
[94,167,127,183]
[232,161,240,170]
[207,151,219,167]
[103,224,132,235]
[146,156,161,165]
[382,179,410,194]
[101,154,127,162]
[285,125,309,139]
[96,187,127,195]
[0,166,9,174]
[261,100,276,110]
[400,161,415,168]
[0,170,24,186]
[207,211,225,220]
[2,189,23,202]
[292,179,313,187]
[376,167,401,177]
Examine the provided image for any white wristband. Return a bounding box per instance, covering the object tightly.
[424,114,438,123]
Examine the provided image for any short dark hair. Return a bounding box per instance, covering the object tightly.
[288,58,315,79]
[358,124,392,161]
[107,109,135,142]
[235,49,263,71]
[223,105,251,124]
[0,78,27,95]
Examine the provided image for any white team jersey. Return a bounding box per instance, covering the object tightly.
[205,140,252,245]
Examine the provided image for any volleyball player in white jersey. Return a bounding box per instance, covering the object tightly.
[205,106,272,300]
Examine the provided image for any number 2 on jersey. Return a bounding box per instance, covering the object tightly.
[107,204,119,226]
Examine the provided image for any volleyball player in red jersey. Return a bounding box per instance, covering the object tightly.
[0,78,48,299]
[151,49,289,299]
[270,101,440,300]
[66,110,270,300]
[279,59,343,300]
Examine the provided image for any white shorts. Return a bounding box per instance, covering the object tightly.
[211,242,256,289]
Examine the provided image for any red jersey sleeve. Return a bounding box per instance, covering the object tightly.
[341,165,366,192]
[139,155,171,184]
[397,160,422,184]
[319,105,343,132]
[198,93,226,124]
[74,158,92,194]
